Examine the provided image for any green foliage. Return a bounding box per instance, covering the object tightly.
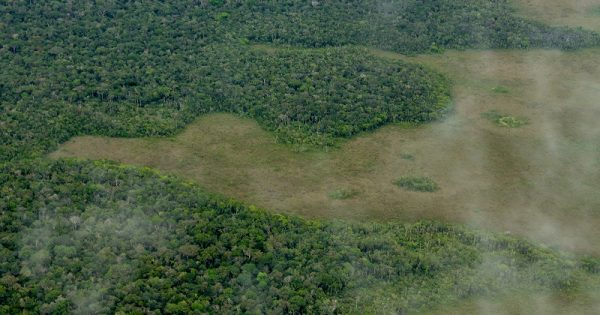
[202,45,451,144]
[2,1,600,313]
[1,160,599,313]
[401,153,416,161]
[2,0,599,162]
[215,0,600,52]
[589,6,600,17]
[0,43,450,160]
[482,110,529,128]
[394,176,440,192]
[215,11,230,21]
[492,86,510,94]
[328,189,359,200]
[0,41,450,160]
[0,11,450,162]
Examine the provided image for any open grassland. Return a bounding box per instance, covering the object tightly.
[53,47,600,255]
[512,0,600,32]
[421,290,600,315]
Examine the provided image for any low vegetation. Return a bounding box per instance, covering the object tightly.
[1,160,599,314]
[50,46,600,256]
[482,111,529,128]
[590,6,600,17]
[491,86,510,94]
[328,189,359,200]
[401,153,416,161]
[394,176,440,192]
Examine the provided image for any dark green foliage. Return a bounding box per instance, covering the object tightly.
[328,189,359,200]
[394,176,440,192]
[401,153,416,161]
[2,0,599,161]
[225,0,600,53]
[0,43,450,158]
[482,110,529,128]
[202,45,450,145]
[1,160,599,314]
[2,1,600,313]
[492,86,510,94]
[0,2,453,160]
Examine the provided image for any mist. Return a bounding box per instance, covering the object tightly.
[35,0,600,313]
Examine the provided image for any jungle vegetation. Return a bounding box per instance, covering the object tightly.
[2,0,599,160]
[1,160,599,314]
[2,0,600,313]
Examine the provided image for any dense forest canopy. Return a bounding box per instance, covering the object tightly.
[2,0,600,313]
[2,0,599,160]
[1,160,599,314]
[220,0,600,52]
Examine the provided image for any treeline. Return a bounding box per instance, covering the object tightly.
[2,0,599,161]
[1,159,599,314]
[222,0,600,52]
[2,2,600,312]
[0,44,449,161]
[200,46,449,145]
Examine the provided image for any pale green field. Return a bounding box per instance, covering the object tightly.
[52,47,600,256]
[421,290,600,315]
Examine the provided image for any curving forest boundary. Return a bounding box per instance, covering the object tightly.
[1,160,599,314]
[2,1,600,313]
[2,1,599,160]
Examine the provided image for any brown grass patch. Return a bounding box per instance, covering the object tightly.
[52,48,600,256]
[421,290,600,315]
[511,0,600,32]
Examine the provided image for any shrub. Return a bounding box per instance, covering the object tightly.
[328,189,359,200]
[482,111,529,128]
[401,153,415,161]
[492,86,510,94]
[394,176,440,192]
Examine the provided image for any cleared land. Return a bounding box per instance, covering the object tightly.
[513,0,600,32]
[52,47,600,255]
[422,290,600,315]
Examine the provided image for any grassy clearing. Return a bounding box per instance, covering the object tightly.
[512,0,600,32]
[482,110,529,128]
[590,6,600,17]
[51,48,600,257]
[420,290,600,315]
[394,176,440,192]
